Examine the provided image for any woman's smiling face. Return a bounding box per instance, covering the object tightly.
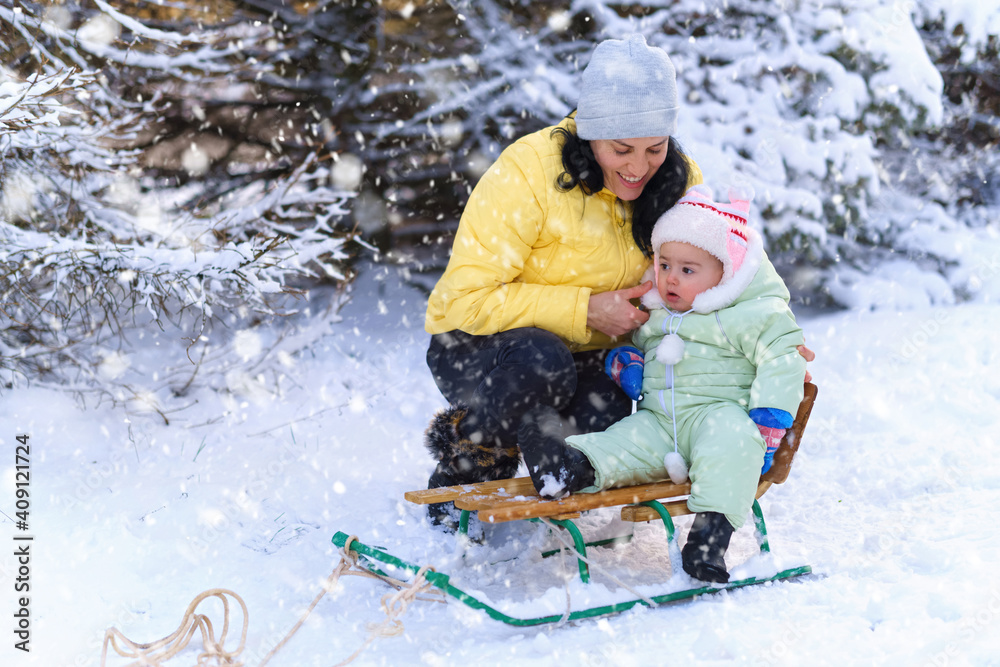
[590,137,669,201]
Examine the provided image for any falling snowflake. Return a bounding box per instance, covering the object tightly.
[1,171,37,222]
[348,395,367,413]
[181,143,210,176]
[233,329,263,362]
[439,120,464,146]
[98,351,131,381]
[547,11,571,32]
[331,153,364,191]
[42,4,72,30]
[78,14,120,46]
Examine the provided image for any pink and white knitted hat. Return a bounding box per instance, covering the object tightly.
[644,184,764,313]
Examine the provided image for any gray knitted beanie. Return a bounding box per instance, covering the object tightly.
[575,34,679,140]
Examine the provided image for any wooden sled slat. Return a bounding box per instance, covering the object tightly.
[619,498,690,522]
[460,479,694,524]
[404,477,536,505]
[621,479,772,522]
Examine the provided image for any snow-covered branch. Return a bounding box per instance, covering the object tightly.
[0,2,358,392]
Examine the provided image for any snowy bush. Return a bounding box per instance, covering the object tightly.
[0,3,355,393]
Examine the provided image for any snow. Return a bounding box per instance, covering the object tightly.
[919,0,1000,58]
[537,473,566,499]
[77,13,120,48]
[844,4,945,126]
[3,263,1000,666]
[0,171,37,222]
[180,143,210,177]
[826,261,956,310]
[331,154,365,192]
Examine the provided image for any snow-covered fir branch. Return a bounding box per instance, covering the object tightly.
[0,2,358,394]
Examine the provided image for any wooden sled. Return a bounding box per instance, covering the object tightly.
[333,382,818,626]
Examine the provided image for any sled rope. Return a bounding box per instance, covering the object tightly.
[101,588,248,666]
[101,536,444,667]
[260,535,443,667]
[538,518,659,611]
[553,540,573,627]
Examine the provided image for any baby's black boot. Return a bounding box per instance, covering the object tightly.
[518,406,595,499]
[682,511,735,583]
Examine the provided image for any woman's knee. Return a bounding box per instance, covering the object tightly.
[493,328,577,396]
[426,336,483,404]
[497,328,573,369]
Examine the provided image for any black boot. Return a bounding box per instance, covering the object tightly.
[424,462,464,530]
[424,405,520,530]
[518,406,595,499]
[682,511,735,583]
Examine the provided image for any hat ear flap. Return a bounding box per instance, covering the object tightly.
[727,232,748,274]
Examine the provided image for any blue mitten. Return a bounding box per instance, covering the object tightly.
[605,346,644,401]
[750,408,793,474]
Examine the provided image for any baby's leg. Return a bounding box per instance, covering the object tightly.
[566,409,675,491]
[683,404,765,530]
[677,404,765,583]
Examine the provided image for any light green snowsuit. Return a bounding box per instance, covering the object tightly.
[565,254,805,529]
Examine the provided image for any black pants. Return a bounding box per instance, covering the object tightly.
[426,328,632,469]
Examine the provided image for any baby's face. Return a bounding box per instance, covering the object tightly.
[656,242,724,311]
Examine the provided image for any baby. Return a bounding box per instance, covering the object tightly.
[517,185,806,583]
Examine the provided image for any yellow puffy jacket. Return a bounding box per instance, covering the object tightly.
[425,117,703,352]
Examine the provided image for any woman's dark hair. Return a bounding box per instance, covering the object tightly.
[552,125,691,258]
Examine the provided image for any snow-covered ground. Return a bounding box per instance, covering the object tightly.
[3,262,1000,666]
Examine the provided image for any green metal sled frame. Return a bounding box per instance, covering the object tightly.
[331,498,812,627]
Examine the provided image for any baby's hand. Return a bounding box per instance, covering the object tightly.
[798,344,815,383]
[750,407,792,475]
[605,346,644,401]
[757,424,785,474]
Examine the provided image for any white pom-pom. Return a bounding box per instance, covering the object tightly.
[656,333,685,366]
[728,183,755,204]
[688,183,714,199]
[664,451,689,484]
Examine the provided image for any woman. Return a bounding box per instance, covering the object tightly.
[420,34,703,527]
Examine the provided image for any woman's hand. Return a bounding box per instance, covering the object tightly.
[587,282,653,338]
[798,343,815,383]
